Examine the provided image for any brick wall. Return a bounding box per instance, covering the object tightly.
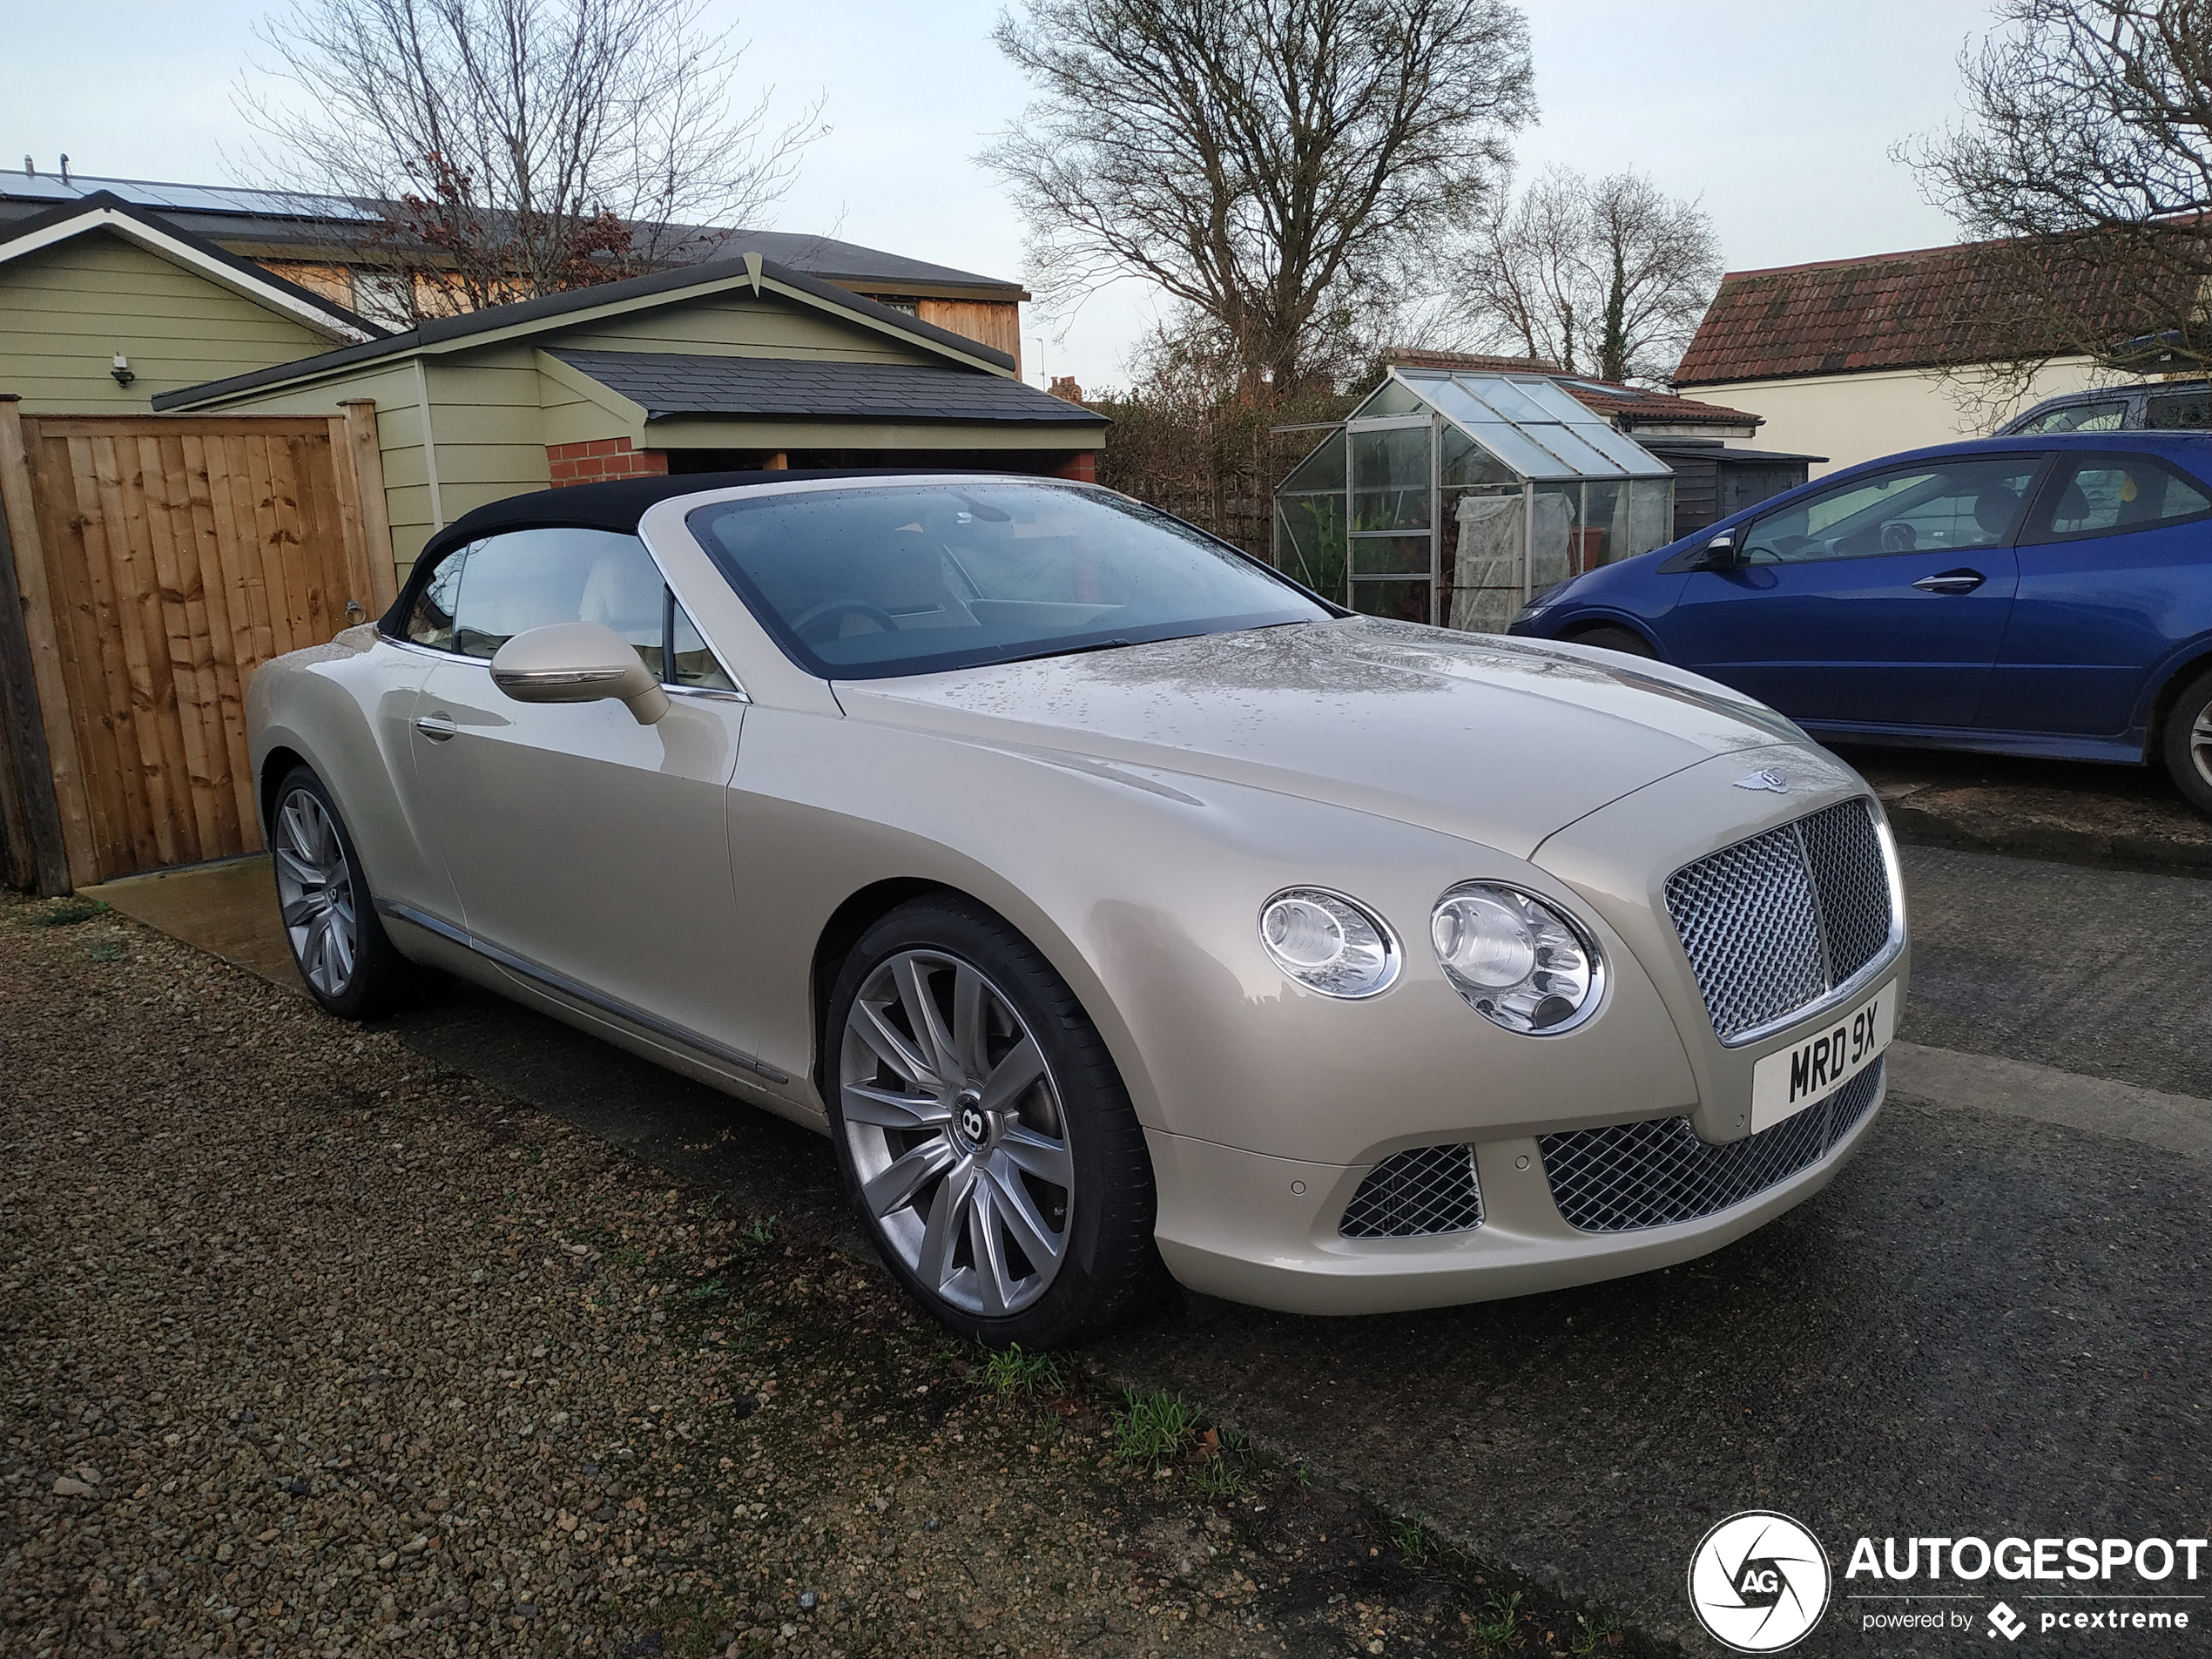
[1052,452,1097,483]
[547,438,669,487]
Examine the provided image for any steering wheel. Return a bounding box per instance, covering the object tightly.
[790,598,900,644]
[1881,522,1918,552]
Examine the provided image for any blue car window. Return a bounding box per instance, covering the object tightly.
[1741,457,2042,563]
[2013,400,2127,435]
[2023,454,2212,543]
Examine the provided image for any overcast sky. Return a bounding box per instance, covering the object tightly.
[1,0,1997,388]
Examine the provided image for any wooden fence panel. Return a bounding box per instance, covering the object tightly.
[0,409,388,887]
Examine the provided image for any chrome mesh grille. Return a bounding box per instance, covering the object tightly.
[1664,798,1894,1042]
[1538,1059,1885,1234]
[1339,1144,1484,1238]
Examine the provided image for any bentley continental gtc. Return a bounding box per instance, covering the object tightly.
[250,472,1908,1346]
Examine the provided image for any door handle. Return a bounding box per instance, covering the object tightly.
[414,712,458,742]
[1912,569,1986,595]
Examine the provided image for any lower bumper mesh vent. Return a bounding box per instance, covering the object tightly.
[1339,1143,1484,1238]
[1538,1059,1885,1234]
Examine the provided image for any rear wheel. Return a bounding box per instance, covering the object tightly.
[2159,667,2212,818]
[1568,624,1658,660]
[825,894,1168,1348]
[270,765,420,1018]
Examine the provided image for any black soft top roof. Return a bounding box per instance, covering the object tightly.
[415,469,985,568]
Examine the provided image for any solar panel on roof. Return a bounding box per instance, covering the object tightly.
[0,169,378,219]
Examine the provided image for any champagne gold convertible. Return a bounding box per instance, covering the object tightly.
[250,472,1908,1346]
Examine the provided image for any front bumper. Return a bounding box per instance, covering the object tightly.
[1149,1062,1886,1316]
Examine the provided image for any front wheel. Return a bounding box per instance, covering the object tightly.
[269,765,421,1018]
[824,895,1169,1347]
[1569,624,1658,660]
[2160,667,2212,818]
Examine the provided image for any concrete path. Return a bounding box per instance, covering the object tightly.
[84,841,2212,1656]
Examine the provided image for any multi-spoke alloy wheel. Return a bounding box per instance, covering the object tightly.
[826,896,1168,1346]
[839,949,1074,1317]
[266,765,420,1020]
[2163,670,2212,819]
[275,786,358,998]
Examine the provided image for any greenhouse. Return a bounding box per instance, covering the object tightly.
[1273,368,1678,632]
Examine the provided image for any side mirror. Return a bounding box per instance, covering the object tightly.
[490,621,669,725]
[1696,530,1744,571]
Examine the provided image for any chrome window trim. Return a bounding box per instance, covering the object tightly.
[665,683,750,705]
[374,898,789,1084]
[1673,805,1907,1050]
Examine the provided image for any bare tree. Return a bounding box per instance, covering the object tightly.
[982,0,1534,397]
[238,0,826,319]
[1901,0,2212,400]
[1464,165,1719,382]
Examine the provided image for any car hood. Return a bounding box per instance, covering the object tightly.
[833,617,1807,858]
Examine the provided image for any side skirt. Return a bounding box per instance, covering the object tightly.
[374,897,792,1087]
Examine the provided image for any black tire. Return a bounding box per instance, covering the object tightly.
[1568,624,1659,660]
[823,894,1170,1348]
[2159,666,2212,818]
[268,765,421,1019]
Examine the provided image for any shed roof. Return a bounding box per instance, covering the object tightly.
[549,349,1106,425]
[0,168,1027,300]
[155,250,1015,410]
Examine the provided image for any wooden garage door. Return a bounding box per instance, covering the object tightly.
[0,407,396,887]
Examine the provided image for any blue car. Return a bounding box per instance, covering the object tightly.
[1507,433,2212,816]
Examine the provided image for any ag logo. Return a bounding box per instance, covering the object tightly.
[1687,1511,1831,1652]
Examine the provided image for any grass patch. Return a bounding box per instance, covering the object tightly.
[1109,1386,1202,1473]
[1571,1610,1623,1655]
[979,1343,1062,1398]
[85,940,128,962]
[1390,1517,1432,1564]
[25,899,108,927]
[1472,1589,1523,1646]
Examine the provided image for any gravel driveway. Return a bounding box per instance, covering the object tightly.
[2,894,1638,1659]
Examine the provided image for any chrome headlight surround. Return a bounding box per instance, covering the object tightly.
[1431,882,1605,1035]
[1258,887,1401,1000]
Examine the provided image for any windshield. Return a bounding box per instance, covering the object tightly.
[687,481,1332,678]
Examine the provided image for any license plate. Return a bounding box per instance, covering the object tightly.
[1750,983,1895,1133]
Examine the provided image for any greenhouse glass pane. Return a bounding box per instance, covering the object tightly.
[1350,377,1427,418]
[1441,426,1515,487]
[1454,376,1557,424]
[1628,477,1676,555]
[1279,428,1346,491]
[1350,534,1432,576]
[1514,421,1627,478]
[1532,482,1581,590]
[1350,577,1432,624]
[1583,480,1626,567]
[1276,494,1348,600]
[1421,382,1570,478]
[1352,424,1431,529]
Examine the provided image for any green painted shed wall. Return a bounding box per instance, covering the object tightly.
[0,231,341,412]
[172,276,1101,578]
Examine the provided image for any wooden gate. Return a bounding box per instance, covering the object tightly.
[0,400,395,892]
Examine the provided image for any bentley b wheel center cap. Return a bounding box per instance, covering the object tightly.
[954,1089,988,1150]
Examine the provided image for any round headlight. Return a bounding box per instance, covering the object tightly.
[1432,883,1602,1034]
[1258,887,1399,999]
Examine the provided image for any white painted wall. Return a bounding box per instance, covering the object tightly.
[1686,357,2131,476]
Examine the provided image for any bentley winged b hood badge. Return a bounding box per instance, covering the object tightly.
[1733,769,1791,794]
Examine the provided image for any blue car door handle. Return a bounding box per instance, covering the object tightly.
[1912,569,1986,595]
